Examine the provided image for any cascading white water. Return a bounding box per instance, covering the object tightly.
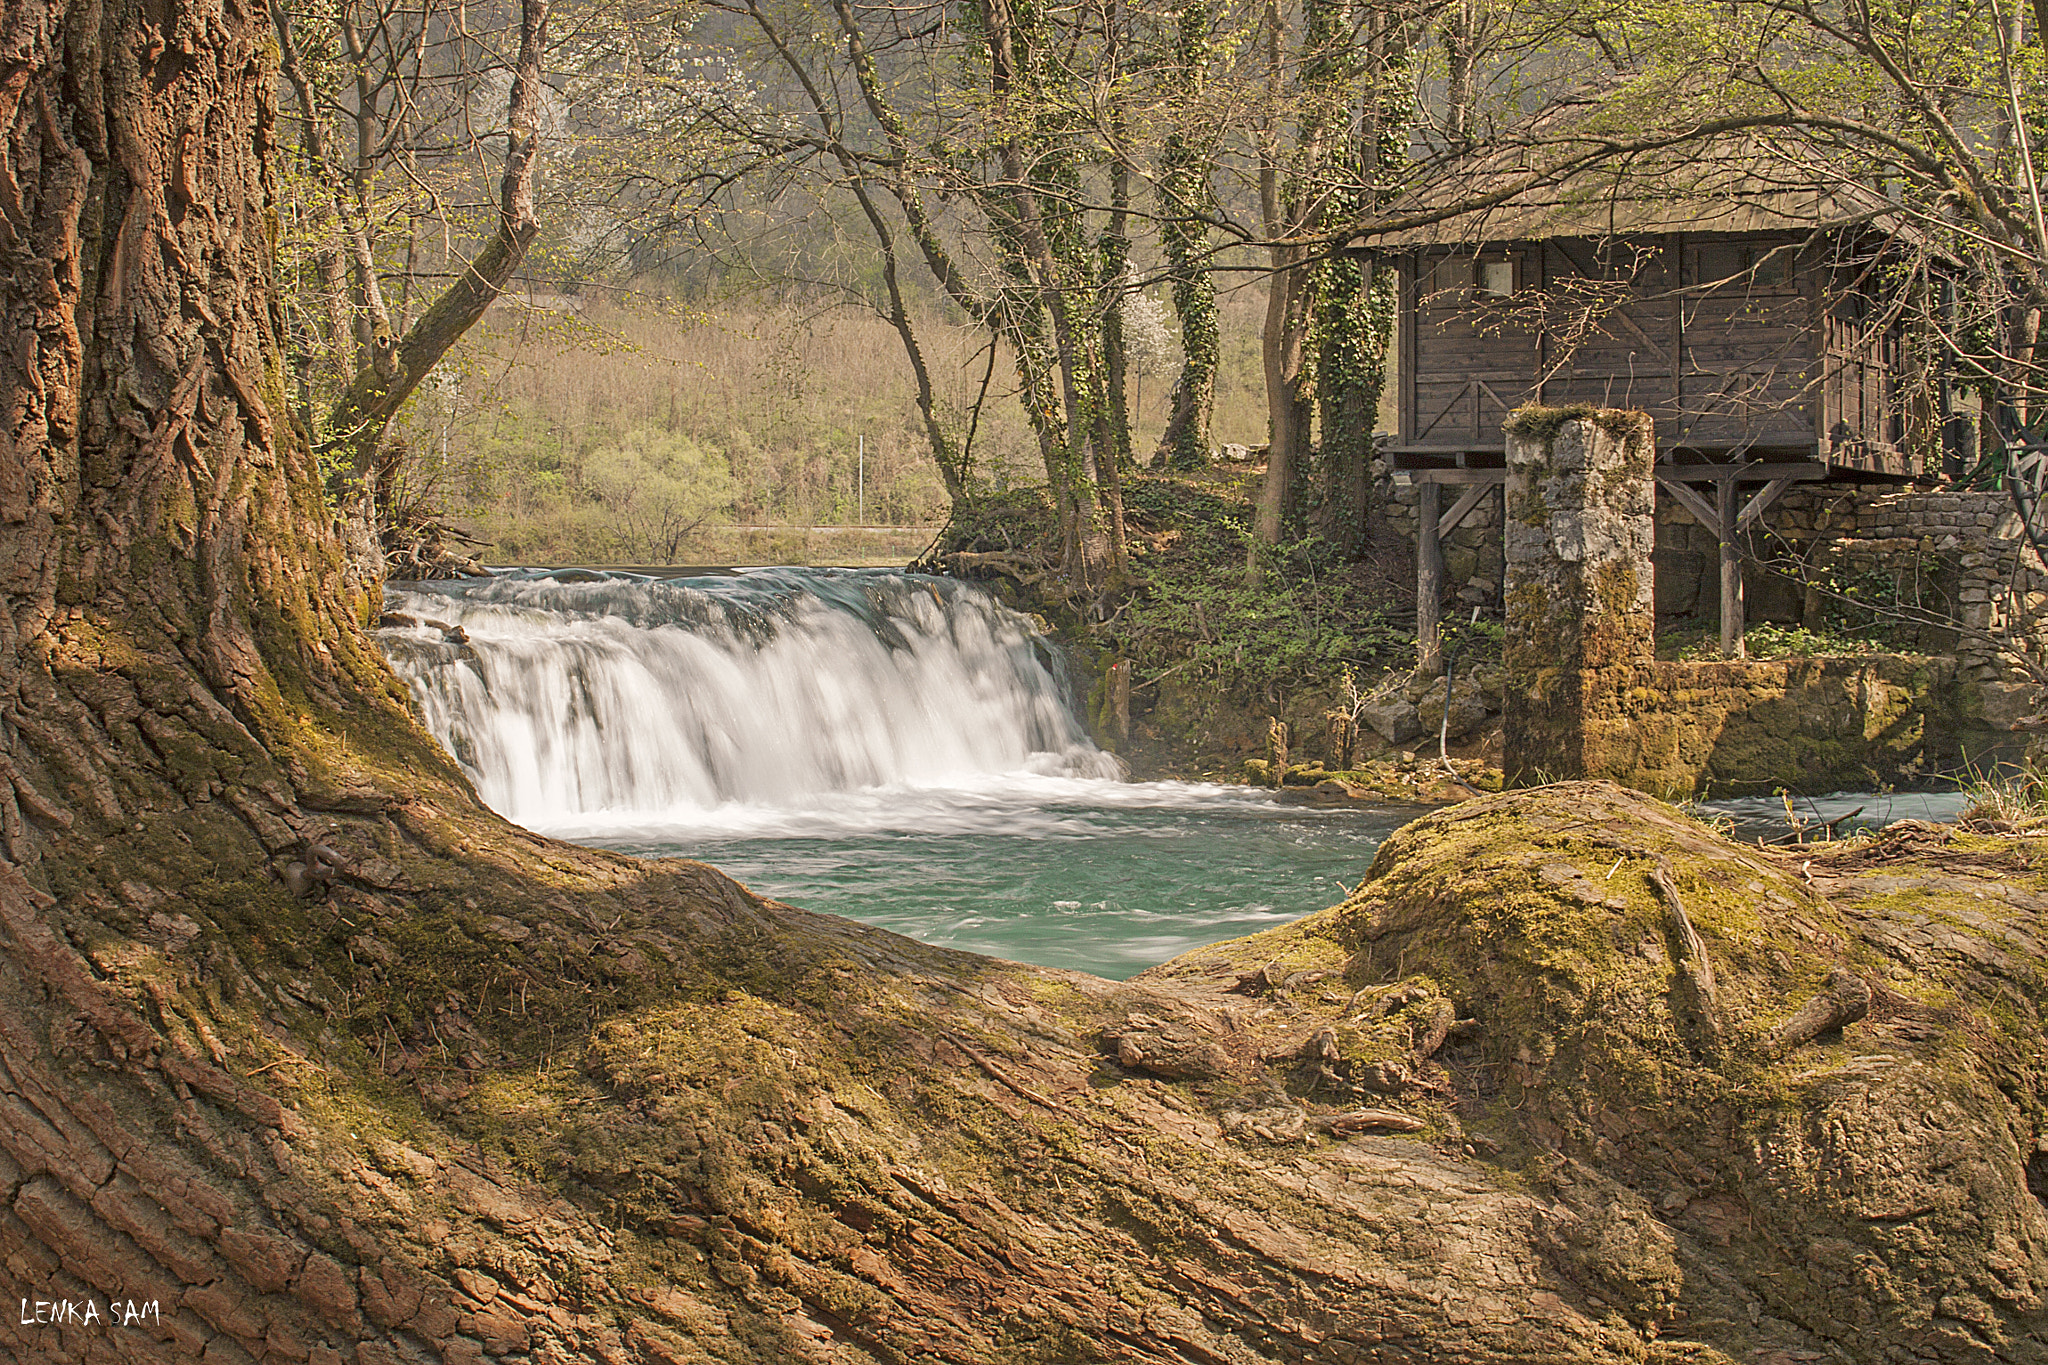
[378,568,1120,827]
[375,568,1954,980]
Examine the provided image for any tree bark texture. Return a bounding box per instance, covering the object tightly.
[3,7,2046,1365]
[1153,0,1219,473]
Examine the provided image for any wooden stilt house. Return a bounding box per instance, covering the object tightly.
[1370,135,1952,662]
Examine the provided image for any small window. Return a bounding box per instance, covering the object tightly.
[1481,260,1516,296]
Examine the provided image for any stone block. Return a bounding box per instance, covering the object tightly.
[1965,680,2045,729]
[1502,408,1657,783]
[1415,677,1492,741]
[1361,699,1425,745]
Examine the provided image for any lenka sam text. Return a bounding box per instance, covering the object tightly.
[20,1298,161,1328]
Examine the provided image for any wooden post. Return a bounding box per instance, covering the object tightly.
[1717,478,1745,658]
[1417,480,1444,675]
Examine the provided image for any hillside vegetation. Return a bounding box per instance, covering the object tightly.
[388,287,1276,567]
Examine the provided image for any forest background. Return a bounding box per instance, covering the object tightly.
[276,0,2048,707]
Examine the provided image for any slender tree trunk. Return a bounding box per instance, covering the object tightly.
[763,0,971,505]
[325,0,550,507]
[1096,7,1134,575]
[1445,0,1478,144]
[1254,249,1315,550]
[1250,0,1332,554]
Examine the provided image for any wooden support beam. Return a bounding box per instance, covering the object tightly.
[1736,475,1796,529]
[1718,479,1745,658]
[1397,468,1508,485]
[1418,481,1445,675]
[1657,461,1829,484]
[1656,470,1794,660]
[1654,474,1722,532]
[1438,482,1490,538]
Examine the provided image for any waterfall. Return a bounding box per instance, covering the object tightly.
[378,568,1119,826]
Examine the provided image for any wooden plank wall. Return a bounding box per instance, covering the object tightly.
[1821,286,1910,468]
[1400,232,1843,455]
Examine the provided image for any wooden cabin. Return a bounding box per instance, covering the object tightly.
[1367,133,1952,661]
[1386,229,1929,477]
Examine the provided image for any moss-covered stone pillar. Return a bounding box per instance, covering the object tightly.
[1502,408,1656,784]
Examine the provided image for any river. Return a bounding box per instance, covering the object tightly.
[377,568,1970,979]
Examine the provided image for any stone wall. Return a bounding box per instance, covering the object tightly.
[1375,464,1504,613]
[1765,484,2042,686]
[1579,656,1961,798]
[1478,411,2030,792]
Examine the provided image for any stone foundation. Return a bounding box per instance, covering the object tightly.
[1492,410,2001,794]
[1573,655,1960,798]
[1389,423,2044,789]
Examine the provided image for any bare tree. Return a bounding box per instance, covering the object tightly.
[273,0,552,559]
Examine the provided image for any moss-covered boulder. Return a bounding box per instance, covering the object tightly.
[1147,781,2048,1360]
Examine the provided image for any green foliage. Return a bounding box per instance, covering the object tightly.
[582,429,735,563]
[1808,563,1902,632]
[1116,477,1405,698]
[1671,622,1894,662]
[1442,614,1505,667]
[1746,623,1892,660]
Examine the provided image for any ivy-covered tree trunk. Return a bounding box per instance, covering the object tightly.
[1154,0,1221,473]
[978,0,1123,590]
[1307,248,1394,557]
[1155,0,1212,472]
[1156,214,1220,470]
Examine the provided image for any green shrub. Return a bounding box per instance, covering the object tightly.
[1675,622,1894,661]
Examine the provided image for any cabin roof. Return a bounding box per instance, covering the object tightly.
[1363,96,1944,253]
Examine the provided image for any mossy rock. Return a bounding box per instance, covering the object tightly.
[1141,780,2048,1355]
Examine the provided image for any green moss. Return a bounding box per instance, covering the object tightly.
[1504,403,1653,445]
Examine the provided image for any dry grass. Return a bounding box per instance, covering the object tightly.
[1959,766,2048,828]
[390,283,1277,566]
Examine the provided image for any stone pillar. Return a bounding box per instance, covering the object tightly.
[1502,408,1657,785]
